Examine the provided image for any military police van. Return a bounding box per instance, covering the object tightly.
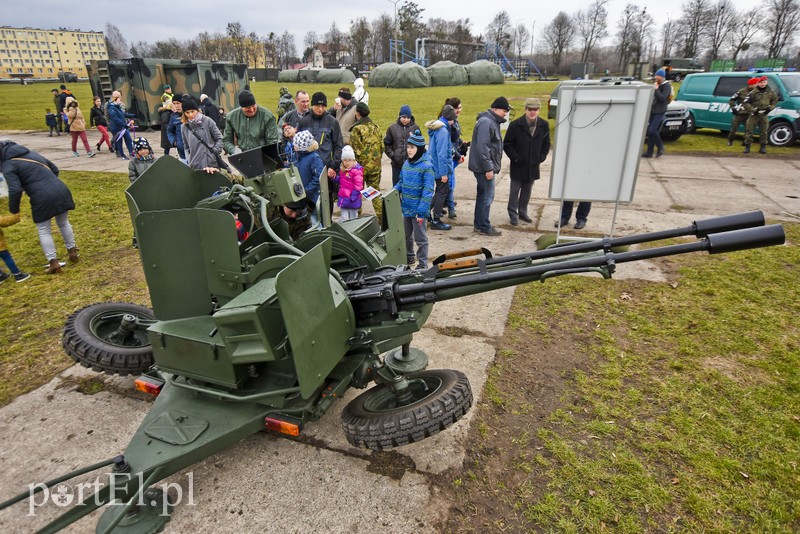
[674,71,800,147]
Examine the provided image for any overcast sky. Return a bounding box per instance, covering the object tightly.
[7,0,751,50]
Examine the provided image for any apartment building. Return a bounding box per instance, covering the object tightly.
[0,26,109,79]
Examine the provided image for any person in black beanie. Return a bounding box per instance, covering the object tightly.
[222,89,279,155]
[180,95,224,171]
[468,96,510,236]
[298,92,344,219]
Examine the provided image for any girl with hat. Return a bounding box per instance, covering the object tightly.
[128,137,156,183]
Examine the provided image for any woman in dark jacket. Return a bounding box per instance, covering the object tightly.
[90,96,113,152]
[502,98,551,226]
[0,140,79,274]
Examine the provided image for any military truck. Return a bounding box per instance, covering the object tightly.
[660,58,704,82]
[87,58,249,128]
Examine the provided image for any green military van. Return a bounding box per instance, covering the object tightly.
[674,71,800,146]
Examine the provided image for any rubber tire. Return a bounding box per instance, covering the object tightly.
[62,302,155,376]
[341,369,472,449]
[686,113,697,134]
[767,121,794,147]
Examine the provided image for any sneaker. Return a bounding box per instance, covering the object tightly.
[14,272,31,283]
[641,152,653,158]
[72,151,80,157]
[415,263,428,271]
[655,150,664,158]
[87,151,96,158]
[574,220,587,230]
[447,210,457,219]
[519,214,533,223]
[118,154,129,160]
[0,271,10,283]
[479,227,503,236]
[430,219,452,231]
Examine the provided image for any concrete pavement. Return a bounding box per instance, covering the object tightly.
[0,129,797,532]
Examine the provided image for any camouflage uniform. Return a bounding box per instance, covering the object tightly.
[727,85,752,144]
[744,83,778,150]
[350,116,384,219]
[276,87,295,121]
[52,91,63,132]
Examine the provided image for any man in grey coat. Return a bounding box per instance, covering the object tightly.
[468,96,509,236]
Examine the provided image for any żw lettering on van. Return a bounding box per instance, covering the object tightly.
[709,103,731,113]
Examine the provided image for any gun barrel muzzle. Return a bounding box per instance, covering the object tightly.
[706,224,785,254]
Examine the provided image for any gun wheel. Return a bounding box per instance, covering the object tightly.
[341,369,472,450]
[62,302,155,376]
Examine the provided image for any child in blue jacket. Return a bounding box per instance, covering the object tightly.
[395,131,435,269]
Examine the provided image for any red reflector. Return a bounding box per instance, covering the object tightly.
[264,415,302,437]
[134,376,164,396]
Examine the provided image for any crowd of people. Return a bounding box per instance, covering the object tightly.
[1,78,559,282]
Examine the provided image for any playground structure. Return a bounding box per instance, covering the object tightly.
[389,39,545,80]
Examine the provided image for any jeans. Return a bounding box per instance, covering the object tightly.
[403,217,429,266]
[560,201,591,223]
[113,129,134,156]
[0,250,20,274]
[646,113,665,155]
[507,180,533,221]
[473,171,496,232]
[36,212,76,261]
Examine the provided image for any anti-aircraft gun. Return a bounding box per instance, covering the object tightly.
[0,155,785,532]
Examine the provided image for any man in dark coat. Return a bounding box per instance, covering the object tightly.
[503,98,550,226]
[0,141,78,273]
[200,94,224,131]
[468,96,509,236]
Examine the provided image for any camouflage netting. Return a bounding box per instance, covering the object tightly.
[297,69,320,83]
[368,62,431,88]
[314,68,357,84]
[277,69,300,83]
[427,61,468,86]
[465,60,505,85]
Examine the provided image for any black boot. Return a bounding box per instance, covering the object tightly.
[759,144,767,154]
[743,145,750,154]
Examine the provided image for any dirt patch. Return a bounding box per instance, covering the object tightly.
[433,309,597,532]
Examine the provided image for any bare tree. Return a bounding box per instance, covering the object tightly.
[227,22,246,64]
[348,17,371,66]
[325,22,346,65]
[104,23,129,59]
[615,5,653,70]
[370,14,394,63]
[706,0,736,60]
[486,11,513,52]
[129,41,154,58]
[576,0,609,63]
[264,32,278,68]
[398,1,427,50]
[728,7,763,61]
[514,23,530,59]
[765,0,800,57]
[661,18,678,58]
[542,12,576,73]
[278,31,297,69]
[676,0,712,58]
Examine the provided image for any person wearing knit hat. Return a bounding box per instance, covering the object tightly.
[384,104,419,186]
[181,93,224,171]
[222,89,280,155]
[336,145,364,222]
[199,93,223,132]
[395,128,435,269]
[129,137,156,183]
[165,93,186,162]
[291,129,324,219]
[355,101,370,117]
[311,92,327,106]
[727,78,759,146]
[466,96,510,236]
[642,68,671,159]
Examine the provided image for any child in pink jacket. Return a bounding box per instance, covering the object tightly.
[336,145,364,221]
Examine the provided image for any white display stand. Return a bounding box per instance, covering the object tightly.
[549,85,653,235]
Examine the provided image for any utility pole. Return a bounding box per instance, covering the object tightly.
[530,20,535,57]
[387,0,401,63]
